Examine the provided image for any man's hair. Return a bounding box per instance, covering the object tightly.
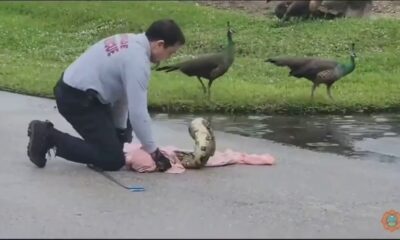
[145,19,185,47]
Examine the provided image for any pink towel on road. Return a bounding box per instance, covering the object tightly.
[123,143,276,174]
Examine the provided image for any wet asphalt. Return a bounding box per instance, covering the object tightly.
[0,91,399,238]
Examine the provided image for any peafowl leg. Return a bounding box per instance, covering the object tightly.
[327,84,334,100]
[197,77,207,94]
[207,80,214,100]
[311,83,318,100]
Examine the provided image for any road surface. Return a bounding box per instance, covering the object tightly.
[0,91,399,238]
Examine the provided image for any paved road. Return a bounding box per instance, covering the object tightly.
[0,91,399,238]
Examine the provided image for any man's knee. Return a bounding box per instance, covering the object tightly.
[98,150,125,171]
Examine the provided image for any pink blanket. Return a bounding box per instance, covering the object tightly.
[123,143,276,174]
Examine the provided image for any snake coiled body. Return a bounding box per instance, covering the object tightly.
[174,118,216,169]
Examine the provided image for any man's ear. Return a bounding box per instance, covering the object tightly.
[156,40,165,48]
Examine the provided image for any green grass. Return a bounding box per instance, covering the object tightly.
[0,1,399,114]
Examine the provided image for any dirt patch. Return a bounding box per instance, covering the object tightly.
[198,0,400,19]
[370,0,400,18]
[198,0,272,17]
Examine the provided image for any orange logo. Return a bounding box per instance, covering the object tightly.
[381,210,400,232]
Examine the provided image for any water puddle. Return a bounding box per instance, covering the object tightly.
[152,113,400,164]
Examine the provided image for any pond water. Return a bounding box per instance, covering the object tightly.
[152,113,400,164]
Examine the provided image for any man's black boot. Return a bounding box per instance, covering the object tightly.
[27,120,55,168]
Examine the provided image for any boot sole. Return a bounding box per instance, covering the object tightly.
[27,120,47,168]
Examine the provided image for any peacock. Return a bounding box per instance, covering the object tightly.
[265,43,357,100]
[155,22,235,100]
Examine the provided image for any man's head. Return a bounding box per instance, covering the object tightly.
[145,19,185,64]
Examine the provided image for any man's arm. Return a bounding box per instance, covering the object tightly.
[120,44,172,172]
[121,49,157,154]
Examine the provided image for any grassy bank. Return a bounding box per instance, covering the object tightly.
[0,1,399,114]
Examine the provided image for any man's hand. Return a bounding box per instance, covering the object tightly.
[116,119,133,144]
[116,128,133,144]
[150,148,172,172]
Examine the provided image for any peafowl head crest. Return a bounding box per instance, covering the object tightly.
[226,21,235,43]
[340,42,357,75]
[350,43,356,58]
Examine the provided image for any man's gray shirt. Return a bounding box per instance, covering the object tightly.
[63,33,157,153]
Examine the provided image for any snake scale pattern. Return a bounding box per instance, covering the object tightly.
[174,117,216,169]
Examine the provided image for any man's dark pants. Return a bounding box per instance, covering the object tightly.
[51,74,131,171]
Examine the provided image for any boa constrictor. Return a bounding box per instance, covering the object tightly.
[174,117,216,169]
